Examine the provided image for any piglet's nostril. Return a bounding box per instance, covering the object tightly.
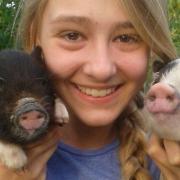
[37,114,44,119]
[21,116,28,120]
[166,94,175,102]
[148,95,156,102]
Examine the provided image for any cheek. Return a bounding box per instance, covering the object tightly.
[117,51,149,83]
[42,47,84,79]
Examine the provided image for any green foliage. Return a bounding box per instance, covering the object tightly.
[168,0,180,55]
[0,0,179,52]
[0,0,20,49]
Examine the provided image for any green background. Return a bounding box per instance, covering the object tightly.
[0,0,179,54]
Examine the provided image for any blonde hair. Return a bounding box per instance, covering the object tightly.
[17,0,177,179]
[120,0,177,62]
[17,0,48,51]
[117,100,151,180]
[117,1,177,179]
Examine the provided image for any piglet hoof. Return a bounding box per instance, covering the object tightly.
[0,142,27,169]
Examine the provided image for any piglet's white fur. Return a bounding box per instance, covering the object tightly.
[0,141,27,169]
[145,58,180,141]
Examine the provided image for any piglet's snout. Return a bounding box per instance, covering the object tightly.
[13,97,50,134]
[19,111,46,131]
[146,82,180,113]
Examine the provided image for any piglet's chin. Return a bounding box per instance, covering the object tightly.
[149,112,180,141]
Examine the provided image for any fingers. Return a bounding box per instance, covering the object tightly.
[26,126,60,154]
[163,140,180,165]
[0,125,62,180]
[14,125,62,179]
[147,133,180,166]
[21,145,57,179]
[147,133,180,179]
[22,125,62,177]
[25,125,62,149]
[146,133,168,165]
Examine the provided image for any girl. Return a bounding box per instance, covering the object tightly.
[0,0,179,179]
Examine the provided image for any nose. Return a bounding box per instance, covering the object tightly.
[82,43,117,81]
[146,82,179,113]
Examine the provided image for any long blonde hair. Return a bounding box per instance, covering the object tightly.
[117,1,177,179]
[120,0,176,62]
[17,0,48,51]
[17,0,177,179]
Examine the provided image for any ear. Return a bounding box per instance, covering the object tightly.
[153,60,164,72]
[134,91,144,109]
[0,77,5,92]
[31,46,46,67]
[31,46,43,61]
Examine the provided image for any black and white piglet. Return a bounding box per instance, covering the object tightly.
[145,58,180,141]
[0,48,55,169]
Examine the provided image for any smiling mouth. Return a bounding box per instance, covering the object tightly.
[75,84,120,97]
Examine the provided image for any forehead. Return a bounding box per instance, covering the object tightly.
[43,0,129,24]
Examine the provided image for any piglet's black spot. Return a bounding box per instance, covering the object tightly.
[0,49,55,145]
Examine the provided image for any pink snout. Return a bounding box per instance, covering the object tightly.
[19,110,46,131]
[146,82,180,113]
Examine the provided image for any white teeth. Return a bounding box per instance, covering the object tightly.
[77,86,116,97]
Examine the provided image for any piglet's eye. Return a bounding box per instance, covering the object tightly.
[0,77,5,92]
[35,78,48,87]
[41,79,48,86]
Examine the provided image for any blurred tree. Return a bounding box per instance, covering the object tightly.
[0,0,21,49]
[168,0,180,54]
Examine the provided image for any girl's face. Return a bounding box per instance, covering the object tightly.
[39,0,149,126]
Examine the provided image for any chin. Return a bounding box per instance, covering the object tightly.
[70,108,122,127]
[83,118,115,127]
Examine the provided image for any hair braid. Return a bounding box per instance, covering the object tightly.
[118,100,152,180]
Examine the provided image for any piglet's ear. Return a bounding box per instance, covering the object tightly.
[31,46,43,61]
[30,46,46,68]
[153,60,164,72]
[0,77,5,92]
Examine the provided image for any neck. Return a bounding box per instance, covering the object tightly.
[60,120,117,150]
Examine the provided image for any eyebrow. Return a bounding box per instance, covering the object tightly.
[50,15,91,26]
[115,21,134,29]
[50,15,135,29]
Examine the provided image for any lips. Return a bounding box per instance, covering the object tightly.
[75,84,119,97]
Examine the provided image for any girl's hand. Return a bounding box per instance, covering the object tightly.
[0,125,61,180]
[147,133,180,180]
